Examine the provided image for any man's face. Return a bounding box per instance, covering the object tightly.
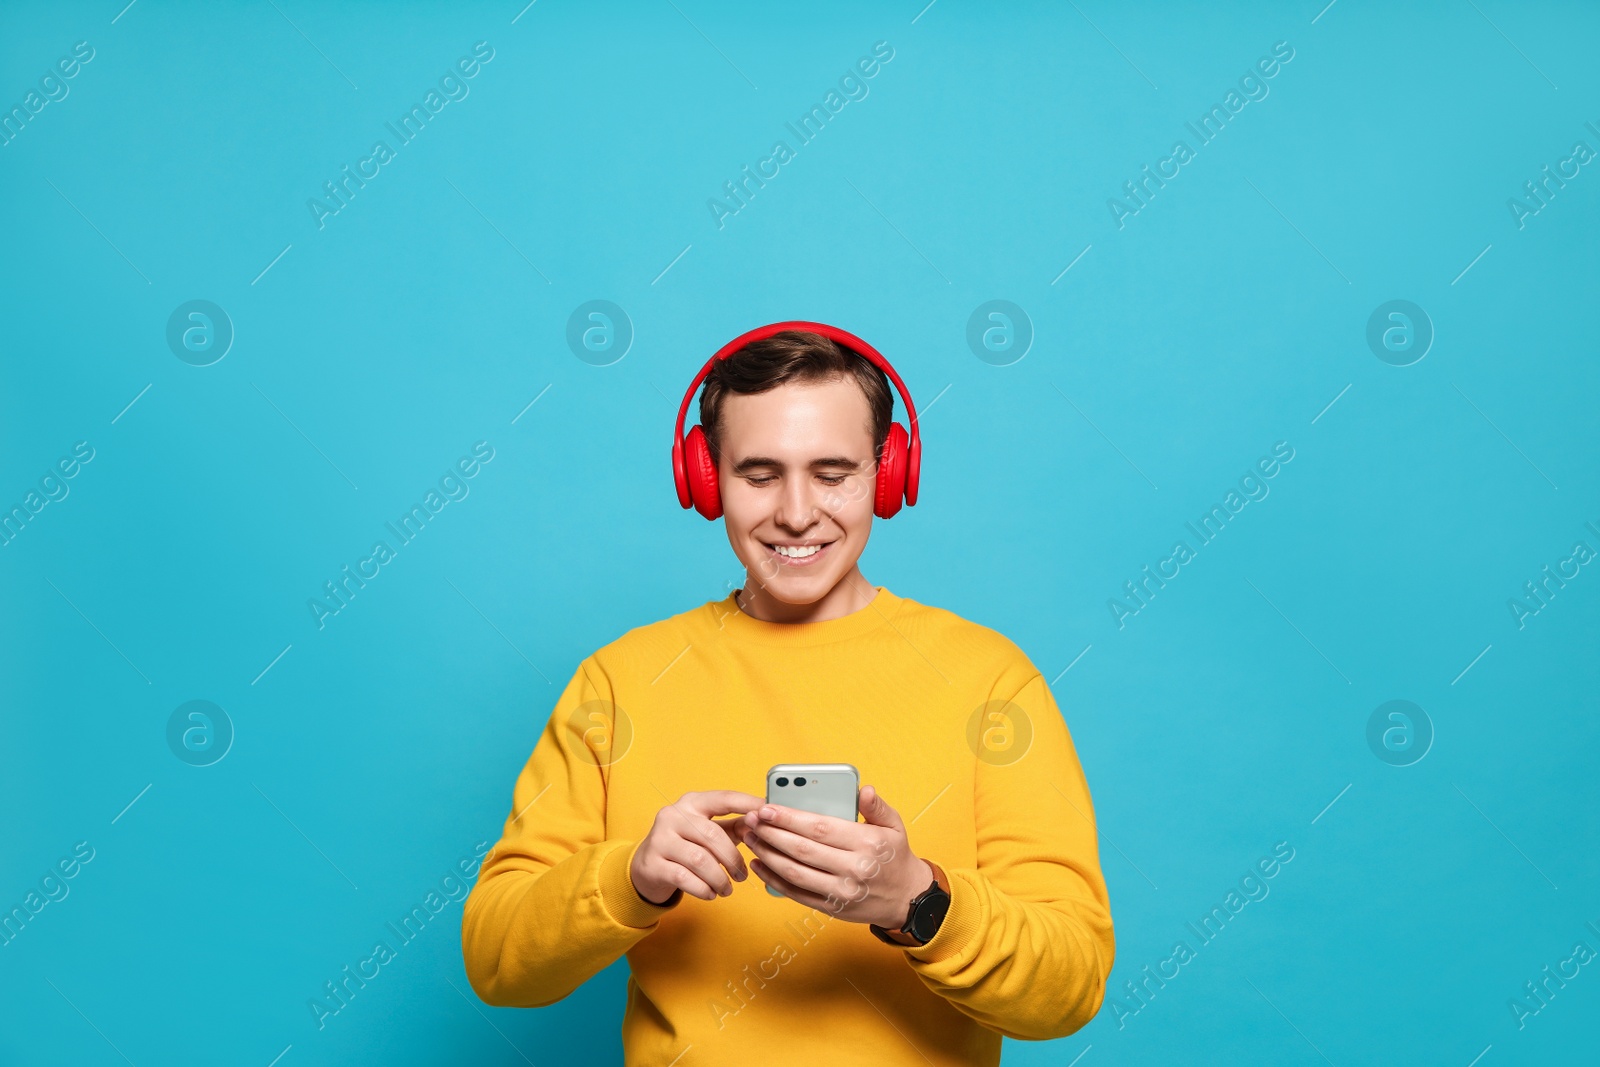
[716,377,877,607]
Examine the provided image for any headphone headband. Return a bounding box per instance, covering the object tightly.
[671,321,921,500]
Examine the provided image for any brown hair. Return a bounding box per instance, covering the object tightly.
[699,329,893,463]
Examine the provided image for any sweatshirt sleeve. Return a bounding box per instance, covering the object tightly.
[462,657,679,1008]
[901,671,1116,1040]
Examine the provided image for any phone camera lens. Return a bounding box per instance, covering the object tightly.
[794,776,806,786]
[775,776,788,787]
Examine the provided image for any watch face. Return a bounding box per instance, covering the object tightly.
[909,893,950,942]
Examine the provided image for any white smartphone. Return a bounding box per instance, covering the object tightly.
[762,763,860,897]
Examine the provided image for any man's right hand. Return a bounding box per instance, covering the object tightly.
[631,790,766,904]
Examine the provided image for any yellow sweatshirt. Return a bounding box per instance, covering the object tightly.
[462,586,1115,1065]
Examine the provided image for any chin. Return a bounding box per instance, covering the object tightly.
[739,547,856,598]
[764,574,841,603]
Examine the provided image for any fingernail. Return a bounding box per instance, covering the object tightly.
[760,806,776,820]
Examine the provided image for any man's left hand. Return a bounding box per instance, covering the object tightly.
[740,784,933,929]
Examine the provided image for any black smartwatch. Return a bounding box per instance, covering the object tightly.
[871,860,950,947]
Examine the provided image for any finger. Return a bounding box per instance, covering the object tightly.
[689,813,749,882]
[672,798,757,882]
[743,828,841,899]
[657,859,717,902]
[858,784,906,833]
[744,821,852,876]
[722,819,758,858]
[711,813,752,850]
[683,790,768,818]
[666,831,742,897]
[750,857,845,915]
[753,802,859,843]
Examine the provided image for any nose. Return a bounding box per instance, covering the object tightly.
[774,474,821,532]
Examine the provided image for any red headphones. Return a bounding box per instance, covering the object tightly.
[672,321,922,521]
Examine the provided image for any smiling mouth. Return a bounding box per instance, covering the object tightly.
[763,540,835,566]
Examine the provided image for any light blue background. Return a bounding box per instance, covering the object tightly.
[3,1,1597,1064]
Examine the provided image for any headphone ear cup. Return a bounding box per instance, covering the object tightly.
[874,422,909,519]
[684,425,723,520]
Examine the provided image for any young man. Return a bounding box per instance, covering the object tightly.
[462,323,1115,1064]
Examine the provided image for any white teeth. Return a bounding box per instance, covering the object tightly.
[772,544,822,558]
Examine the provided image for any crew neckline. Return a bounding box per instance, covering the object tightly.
[705,585,903,647]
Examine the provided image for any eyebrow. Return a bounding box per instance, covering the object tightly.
[731,455,862,474]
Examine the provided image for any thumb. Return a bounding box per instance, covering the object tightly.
[859,784,904,832]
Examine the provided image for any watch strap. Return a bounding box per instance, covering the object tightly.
[871,860,949,947]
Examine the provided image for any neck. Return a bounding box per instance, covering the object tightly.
[737,565,877,623]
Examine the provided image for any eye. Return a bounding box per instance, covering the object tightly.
[818,475,846,485]
[746,475,776,486]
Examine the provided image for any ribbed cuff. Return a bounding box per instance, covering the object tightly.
[904,869,979,964]
[599,839,682,928]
